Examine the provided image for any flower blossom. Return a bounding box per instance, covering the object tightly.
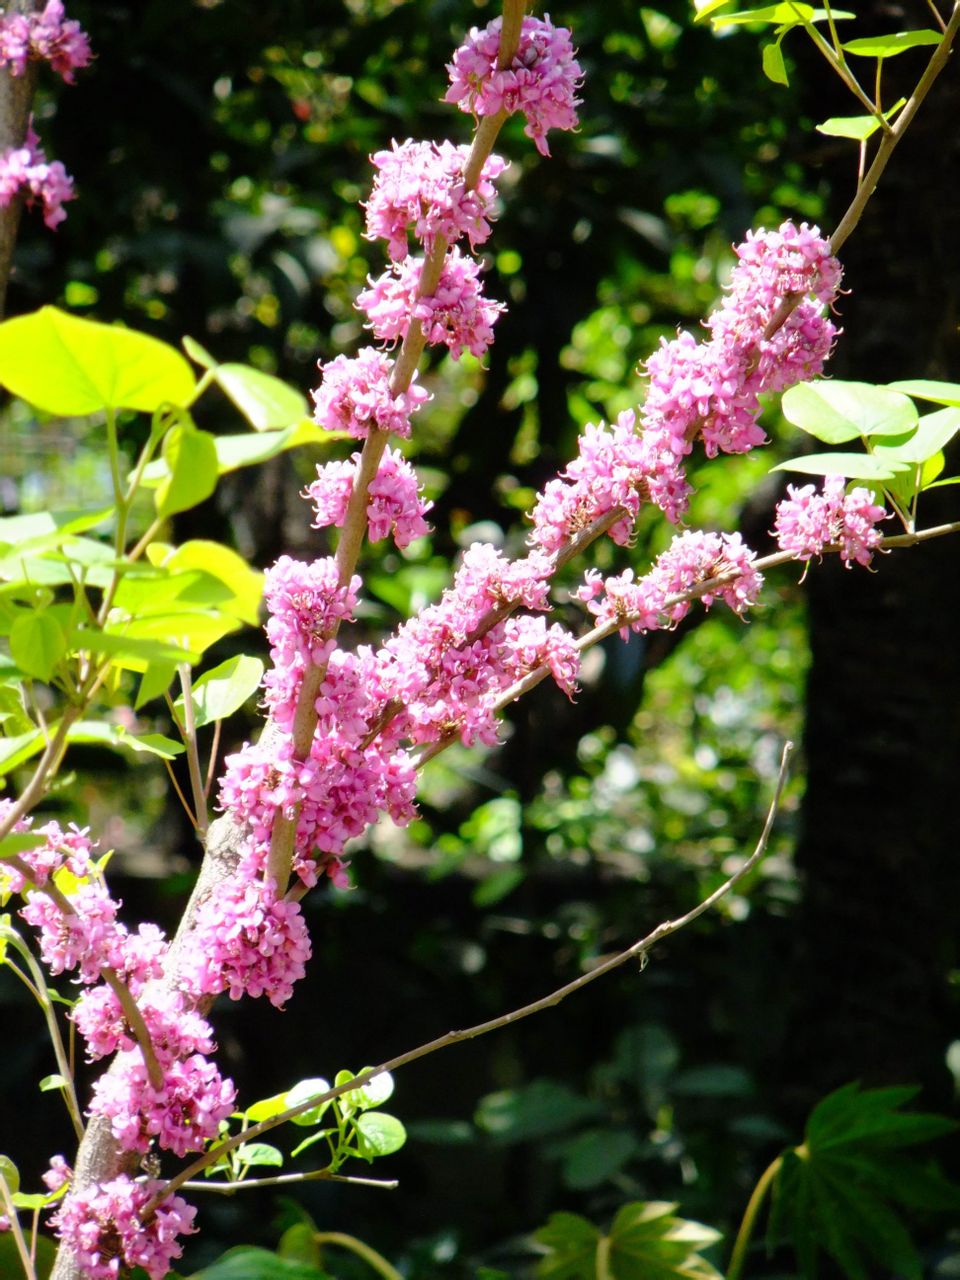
[0,121,74,229]
[0,0,91,82]
[774,475,887,566]
[578,531,763,638]
[357,246,505,360]
[307,447,433,549]
[51,1176,196,1280]
[446,14,582,156]
[179,878,312,1008]
[312,346,430,439]
[365,139,507,260]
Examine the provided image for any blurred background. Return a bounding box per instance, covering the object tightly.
[1,0,959,1274]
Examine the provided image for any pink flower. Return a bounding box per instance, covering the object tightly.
[357,246,505,361]
[774,475,887,566]
[312,346,430,439]
[446,15,582,157]
[21,880,125,982]
[0,0,91,81]
[307,447,433,549]
[90,1049,236,1157]
[51,1176,196,1280]
[179,878,312,1009]
[0,121,74,229]
[365,139,507,260]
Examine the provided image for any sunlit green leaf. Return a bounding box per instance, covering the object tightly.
[285,1078,332,1127]
[156,425,219,518]
[773,453,909,480]
[0,306,195,413]
[872,407,960,465]
[237,1142,284,1169]
[214,364,309,431]
[535,1203,722,1280]
[174,655,265,728]
[156,541,264,626]
[887,378,960,407]
[762,39,789,83]
[816,97,905,139]
[9,612,67,682]
[782,381,917,442]
[354,1112,407,1159]
[712,3,813,26]
[842,29,942,57]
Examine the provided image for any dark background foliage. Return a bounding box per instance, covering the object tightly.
[1,0,959,1275]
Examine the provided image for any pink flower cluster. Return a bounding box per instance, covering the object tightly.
[50,1176,196,1280]
[307,446,433,549]
[312,346,430,439]
[357,246,505,361]
[0,0,91,81]
[365,139,506,260]
[577,531,764,639]
[0,121,74,229]
[445,14,582,156]
[774,475,887,566]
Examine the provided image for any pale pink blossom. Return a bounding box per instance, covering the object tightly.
[51,1176,196,1280]
[774,475,887,566]
[0,121,74,229]
[0,0,91,81]
[312,346,430,439]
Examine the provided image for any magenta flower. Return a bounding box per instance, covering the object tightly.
[0,121,74,229]
[446,15,582,157]
[51,1176,196,1280]
[0,0,91,82]
[774,475,887,566]
[312,346,430,439]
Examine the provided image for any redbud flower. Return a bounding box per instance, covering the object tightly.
[307,447,433,549]
[0,0,91,82]
[446,15,582,157]
[51,1176,196,1280]
[365,139,507,260]
[774,475,887,566]
[357,246,505,360]
[312,346,430,439]
[0,121,74,229]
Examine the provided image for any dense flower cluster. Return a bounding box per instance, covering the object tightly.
[774,475,887,566]
[364,139,507,260]
[445,14,582,156]
[357,246,505,360]
[307,447,433,549]
[312,346,430,439]
[0,121,74,229]
[577,531,764,638]
[50,1176,196,1280]
[0,0,91,81]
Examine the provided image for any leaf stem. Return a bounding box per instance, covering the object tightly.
[0,1174,37,1280]
[178,664,208,836]
[314,1231,404,1280]
[727,1152,784,1280]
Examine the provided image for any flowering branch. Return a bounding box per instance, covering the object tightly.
[150,740,793,1211]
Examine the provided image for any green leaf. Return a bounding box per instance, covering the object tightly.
[277,1225,322,1267]
[772,453,909,480]
[761,39,789,83]
[475,1080,604,1143]
[0,832,47,861]
[186,1246,330,1279]
[39,1073,68,1092]
[113,728,185,759]
[712,3,813,26]
[174,655,265,728]
[887,378,960,407]
[159,541,264,626]
[816,98,905,139]
[285,1078,332,1126]
[354,1111,407,1159]
[534,1212,600,1280]
[672,1063,754,1097]
[0,727,44,777]
[243,1091,291,1124]
[156,425,219,518]
[214,364,308,431]
[769,1082,960,1280]
[782,380,918,442]
[68,626,200,671]
[338,1069,395,1114]
[0,1154,20,1195]
[237,1142,284,1169]
[0,306,195,413]
[873,407,960,465]
[9,612,67,682]
[535,1203,722,1280]
[842,29,942,57]
[561,1128,640,1190]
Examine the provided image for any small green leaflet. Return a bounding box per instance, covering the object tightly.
[817,98,905,140]
[842,29,942,57]
[174,655,265,728]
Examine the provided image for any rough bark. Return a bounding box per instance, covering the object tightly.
[0,0,42,316]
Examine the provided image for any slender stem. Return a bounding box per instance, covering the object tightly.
[163,758,198,828]
[595,1235,613,1280]
[100,967,165,1091]
[727,1153,785,1280]
[182,1170,397,1193]
[178,665,208,836]
[204,718,223,798]
[831,0,960,253]
[4,934,85,1141]
[0,1175,37,1280]
[314,1232,404,1280]
[0,707,81,842]
[790,5,881,122]
[150,742,793,1211]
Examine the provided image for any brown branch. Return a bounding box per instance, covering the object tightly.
[150,741,793,1214]
[0,0,42,316]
